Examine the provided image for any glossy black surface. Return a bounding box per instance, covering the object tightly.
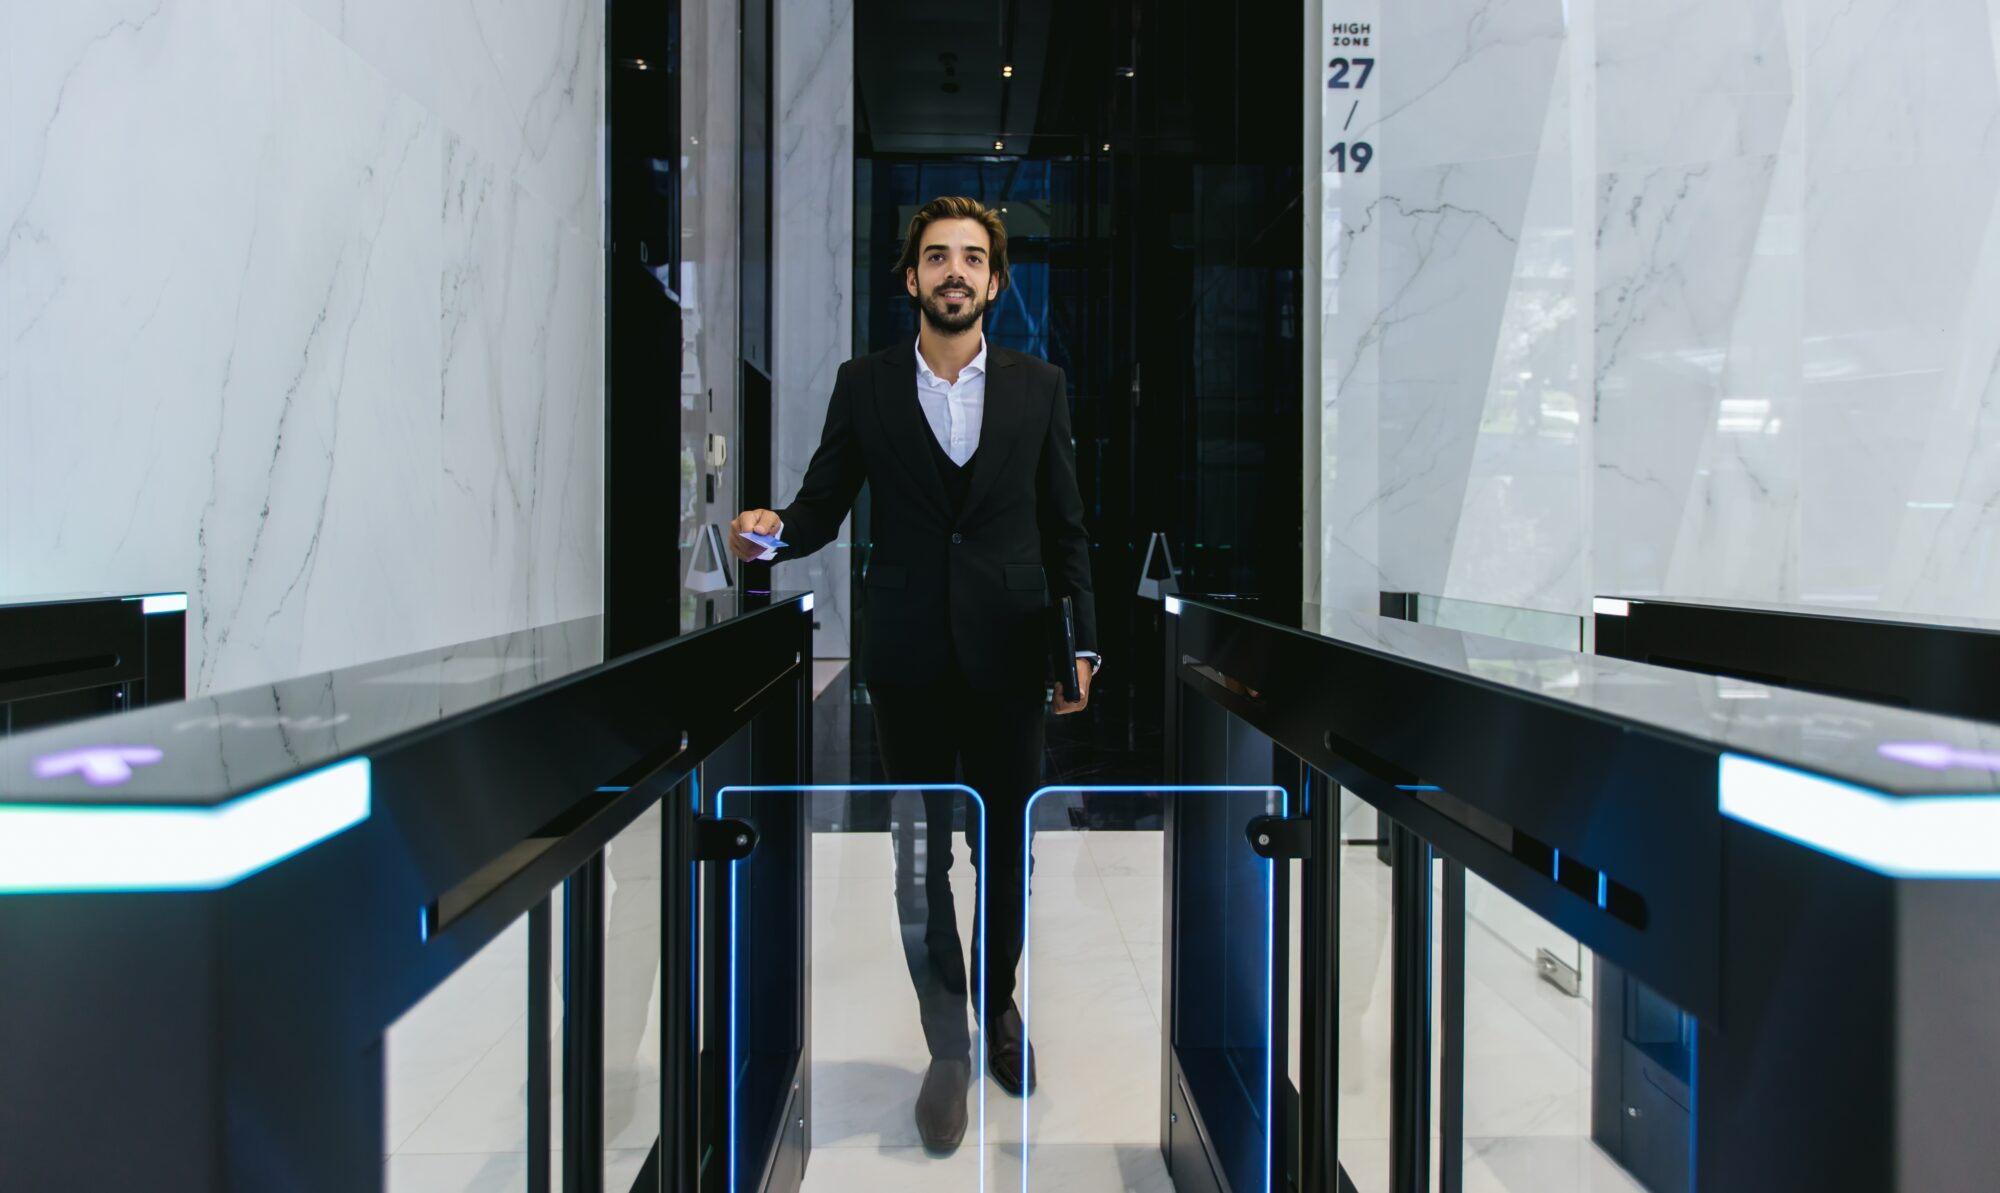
[1181,594,2000,798]
[0,593,795,808]
[1598,595,2000,723]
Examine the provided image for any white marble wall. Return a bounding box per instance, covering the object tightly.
[772,0,855,657]
[1311,0,2000,624]
[0,0,605,695]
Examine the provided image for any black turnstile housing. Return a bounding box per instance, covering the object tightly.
[0,594,812,1193]
[1166,593,2000,1193]
[0,592,186,734]
[1591,595,2000,1192]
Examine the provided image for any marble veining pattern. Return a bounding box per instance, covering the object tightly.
[1313,0,2000,627]
[0,0,605,693]
[772,0,855,657]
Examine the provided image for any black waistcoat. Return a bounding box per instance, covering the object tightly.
[925,425,977,518]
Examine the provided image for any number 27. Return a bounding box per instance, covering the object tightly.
[1327,57,1375,88]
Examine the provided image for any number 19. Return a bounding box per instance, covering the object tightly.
[1329,142,1373,172]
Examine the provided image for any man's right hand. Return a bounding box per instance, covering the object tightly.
[727,509,783,561]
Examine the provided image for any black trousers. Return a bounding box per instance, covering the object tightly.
[872,661,1044,1062]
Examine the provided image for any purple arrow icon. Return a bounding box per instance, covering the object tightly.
[32,746,165,787]
[1878,741,2000,772]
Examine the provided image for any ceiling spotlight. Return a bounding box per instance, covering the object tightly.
[1102,142,1111,152]
[1116,66,1136,78]
[994,139,1005,151]
[1002,64,1014,78]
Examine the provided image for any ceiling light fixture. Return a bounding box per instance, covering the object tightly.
[994,139,1005,151]
[1002,64,1014,78]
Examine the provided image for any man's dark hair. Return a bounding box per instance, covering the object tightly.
[891,196,1011,296]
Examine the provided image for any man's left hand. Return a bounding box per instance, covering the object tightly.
[1053,658,1092,715]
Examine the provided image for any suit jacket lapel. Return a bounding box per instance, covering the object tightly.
[876,340,951,518]
[961,348,1025,521]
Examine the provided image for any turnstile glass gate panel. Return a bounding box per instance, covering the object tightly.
[1020,784,1289,1193]
[703,785,986,1193]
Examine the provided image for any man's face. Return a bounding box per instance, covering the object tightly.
[906,217,999,335]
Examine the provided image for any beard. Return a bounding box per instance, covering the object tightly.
[916,282,987,335]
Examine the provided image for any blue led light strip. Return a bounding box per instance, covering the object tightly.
[0,757,372,894]
[1719,753,2000,879]
[1021,785,1288,1193]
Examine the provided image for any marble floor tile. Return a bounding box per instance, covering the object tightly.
[1463,1134,1648,1193]
[385,1150,530,1193]
[384,922,531,1152]
[1010,1143,1176,1192]
[1097,875,1164,945]
[798,1143,983,1192]
[811,826,899,878]
[396,1007,531,1155]
[1340,1150,1393,1193]
[1082,830,1165,878]
[1026,870,1127,967]
[1025,956,1158,1044]
[1125,938,1165,1024]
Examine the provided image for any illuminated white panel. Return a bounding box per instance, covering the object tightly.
[0,758,372,894]
[1719,753,2000,879]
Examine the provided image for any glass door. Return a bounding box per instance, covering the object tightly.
[699,782,988,1193]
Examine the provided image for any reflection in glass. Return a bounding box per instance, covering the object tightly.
[384,912,533,1192]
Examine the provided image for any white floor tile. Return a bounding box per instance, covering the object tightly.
[1082,830,1165,878]
[384,1151,530,1193]
[1464,1134,1648,1193]
[1098,876,1164,945]
[799,1142,983,1192]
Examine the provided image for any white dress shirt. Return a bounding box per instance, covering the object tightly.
[914,335,986,467]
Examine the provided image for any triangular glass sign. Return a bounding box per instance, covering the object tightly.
[686,522,734,594]
[1136,532,1180,601]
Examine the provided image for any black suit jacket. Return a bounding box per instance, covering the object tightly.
[771,339,1097,694]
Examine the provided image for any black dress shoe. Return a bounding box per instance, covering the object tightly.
[986,1001,1038,1096]
[915,1056,970,1151]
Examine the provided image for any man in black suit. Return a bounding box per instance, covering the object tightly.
[729,195,1097,1151]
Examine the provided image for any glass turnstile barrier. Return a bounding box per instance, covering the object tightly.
[1447,861,1689,1193]
[1383,590,1685,1192]
[703,771,1306,1193]
[704,783,986,1193]
[1020,785,1288,1193]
